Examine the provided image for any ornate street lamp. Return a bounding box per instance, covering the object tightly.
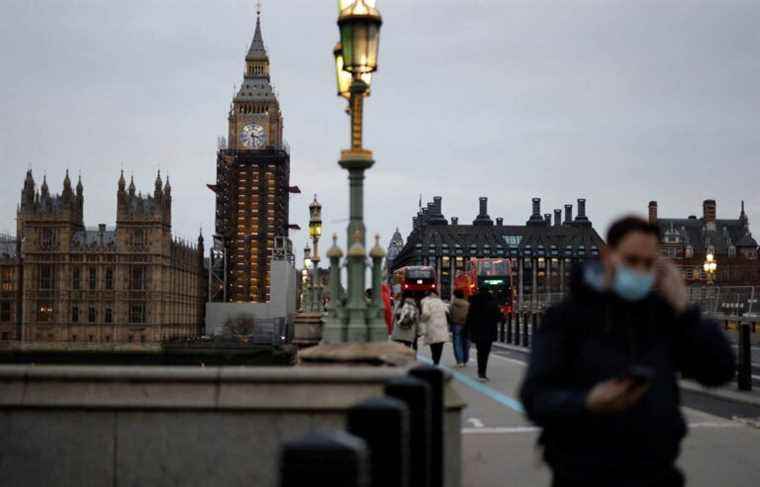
[303,245,312,311]
[323,0,386,344]
[704,253,718,286]
[308,195,323,312]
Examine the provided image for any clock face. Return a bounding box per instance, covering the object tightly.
[239,124,266,149]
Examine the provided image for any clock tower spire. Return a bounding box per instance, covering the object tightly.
[228,1,283,151]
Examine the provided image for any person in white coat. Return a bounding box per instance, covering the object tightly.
[420,290,450,365]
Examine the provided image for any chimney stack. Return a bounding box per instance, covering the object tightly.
[648,201,658,224]
[576,198,588,221]
[703,199,717,230]
[564,204,573,224]
[554,209,562,226]
[544,213,552,225]
[473,197,493,226]
[496,217,503,226]
[451,217,459,225]
[532,198,541,217]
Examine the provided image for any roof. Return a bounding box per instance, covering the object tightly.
[235,77,275,103]
[0,239,17,259]
[245,15,268,62]
[71,229,117,250]
[657,216,757,253]
[393,222,604,270]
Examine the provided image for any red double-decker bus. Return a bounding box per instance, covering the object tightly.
[393,266,438,296]
[455,258,514,316]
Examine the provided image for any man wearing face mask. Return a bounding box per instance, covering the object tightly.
[519,216,735,487]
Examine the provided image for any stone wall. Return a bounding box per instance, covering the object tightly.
[0,364,464,487]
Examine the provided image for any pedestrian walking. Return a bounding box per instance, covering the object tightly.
[420,290,450,365]
[519,216,735,487]
[466,287,501,381]
[391,294,420,351]
[449,289,471,367]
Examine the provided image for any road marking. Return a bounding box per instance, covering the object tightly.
[418,356,525,414]
[467,418,485,428]
[462,422,743,435]
[490,352,527,367]
[463,426,538,435]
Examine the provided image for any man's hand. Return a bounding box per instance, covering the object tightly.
[585,379,649,414]
[655,257,689,315]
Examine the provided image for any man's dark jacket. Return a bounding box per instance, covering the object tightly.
[519,266,735,480]
[465,290,501,343]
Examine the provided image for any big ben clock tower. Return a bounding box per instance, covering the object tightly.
[210,7,295,304]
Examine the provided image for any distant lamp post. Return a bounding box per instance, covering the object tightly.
[303,245,313,311]
[704,253,717,285]
[308,195,324,312]
[323,0,386,344]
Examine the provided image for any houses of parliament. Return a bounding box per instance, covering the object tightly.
[0,171,206,344]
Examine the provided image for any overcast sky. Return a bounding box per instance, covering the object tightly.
[1,0,758,260]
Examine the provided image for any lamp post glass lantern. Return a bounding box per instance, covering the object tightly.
[323,0,387,344]
[704,253,717,285]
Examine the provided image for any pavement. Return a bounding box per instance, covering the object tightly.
[418,342,760,487]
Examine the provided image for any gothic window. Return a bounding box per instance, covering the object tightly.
[88,305,96,323]
[40,228,55,249]
[72,268,81,290]
[0,269,12,291]
[685,246,694,259]
[89,268,97,290]
[105,306,113,324]
[133,229,146,247]
[39,265,55,290]
[37,302,53,322]
[129,303,146,324]
[71,305,79,323]
[105,269,113,290]
[729,246,736,257]
[131,267,145,290]
[0,302,10,322]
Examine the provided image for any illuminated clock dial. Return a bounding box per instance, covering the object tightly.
[239,124,266,149]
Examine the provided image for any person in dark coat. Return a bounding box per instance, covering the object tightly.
[465,287,502,382]
[519,216,735,487]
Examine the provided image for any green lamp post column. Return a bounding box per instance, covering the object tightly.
[368,234,388,341]
[323,234,345,343]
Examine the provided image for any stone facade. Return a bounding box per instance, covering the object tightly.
[6,170,206,344]
[0,234,21,340]
[649,199,760,285]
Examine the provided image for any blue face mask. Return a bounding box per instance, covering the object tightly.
[612,264,655,302]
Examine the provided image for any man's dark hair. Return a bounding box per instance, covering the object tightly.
[453,289,465,299]
[606,216,661,248]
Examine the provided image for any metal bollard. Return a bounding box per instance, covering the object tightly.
[279,430,369,487]
[347,397,410,487]
[385,376,432,487]
[738,322,753,391]
[506,313,513,344]
[499,319,505,343]
[529,313,538,348]
[522,313,530,347]
[410,365,446,487]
